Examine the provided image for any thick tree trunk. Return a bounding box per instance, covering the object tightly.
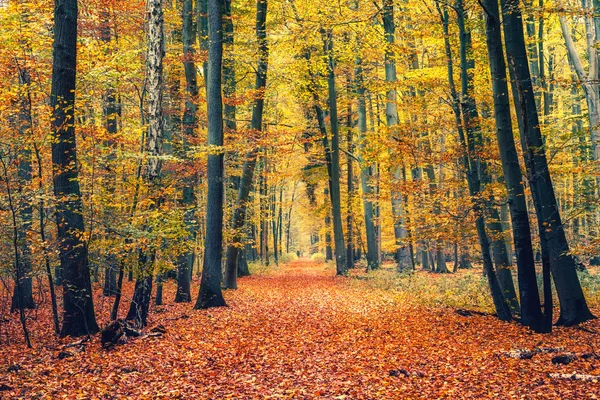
[439,0,511,321]
[482,0,543,329]
[51,0,99,337]
[195,0,227,308]
[224,0,268,288]
[502,0,595,326]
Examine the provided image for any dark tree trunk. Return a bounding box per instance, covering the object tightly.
[501,0,595,326]
[176,0,199,303]
[355,59,378,271]
[322,30,347,275]
[482,0,543,329]
[439,0,511,321]
[346,95,355,270]
[456,0,511,321]
[224,0,268,288]
[100,11,118,298]
[11,63,35,312]
[126,270,153,328]
[324,188,333,261]
[195,0,227,309]
[50,0,99,337]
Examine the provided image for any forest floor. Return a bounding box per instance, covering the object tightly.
[2,259,600,399]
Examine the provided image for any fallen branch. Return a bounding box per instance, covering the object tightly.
[548,373,600,382]
[501,347,563,359]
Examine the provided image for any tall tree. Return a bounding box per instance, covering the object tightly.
[355,58,378,271]
[382,0,411,270]
[224,0,268,289]
[50,0,99,337]
[481,0,545,331]
[195,0,227,308]
[100,10,119,298]
[176,0,199,303]
[501,0,595,325]
[322,29,347,275]
[126,0,166,327]
[11,37,36,311]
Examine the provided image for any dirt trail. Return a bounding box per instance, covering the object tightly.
[2,259,599,398]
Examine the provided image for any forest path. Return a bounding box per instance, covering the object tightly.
[3,258,599,398]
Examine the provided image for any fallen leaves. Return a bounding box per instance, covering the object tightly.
[0,259,600,398]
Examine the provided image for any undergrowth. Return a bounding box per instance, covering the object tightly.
[348,263,600,313]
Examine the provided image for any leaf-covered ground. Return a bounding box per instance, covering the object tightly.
[2,259,600,398]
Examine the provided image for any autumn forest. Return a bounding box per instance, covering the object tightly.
[1,0,600,397]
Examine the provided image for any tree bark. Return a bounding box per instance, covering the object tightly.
[502,0,595,325]
[176,0,199,303]
[51,0,99,337]
[11,60,35,311]
[127,0,166,326]
[355,59,378,270]
[323,30,347,275]
[224,0,268,289]
[195,0,227,308]
[382,0,411,270]
[482,0,544,330]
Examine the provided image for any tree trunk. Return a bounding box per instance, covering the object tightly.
[195,0,227,309]
[322,30,347,275]
[324,188,333,261]
[355,59,378,270]
[382,0,411,270]
[482,0,543,329]
[175,0,199,303]
[50,0,99,337]
[346,97,354,270]
[224,0,268,288]
[502,0,595,326]
[99,11,119,298]
[439,0,511,321]
[11,62,35,311]
[127,0,166,326]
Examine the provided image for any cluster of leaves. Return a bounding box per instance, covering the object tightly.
[1,259,600,398]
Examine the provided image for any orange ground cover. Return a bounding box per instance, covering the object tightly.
[1,259,600,399]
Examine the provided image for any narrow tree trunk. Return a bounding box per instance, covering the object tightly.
[176,0,200,303]
[322,30,347,275]
[382,0,411,270]
[224,0,268,288]
[355,59,378,270]
[100,11,118,298]
[324,187,333,261]
[346,94,354,269]
[11,63,35,311]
